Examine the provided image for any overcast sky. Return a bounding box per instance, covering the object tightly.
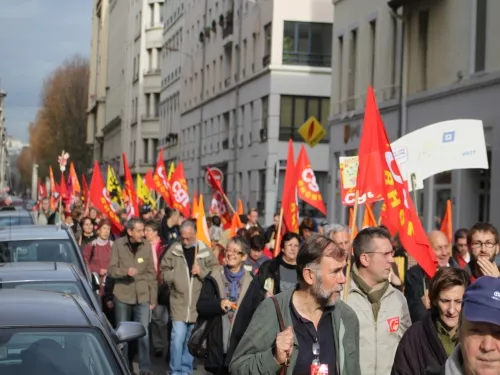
[0,0,91,143]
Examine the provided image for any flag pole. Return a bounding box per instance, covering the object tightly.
[342,190,359,301]
[273,207,284,258]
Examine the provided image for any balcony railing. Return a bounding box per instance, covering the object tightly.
[144,68,161,75]
[282,52,332,68]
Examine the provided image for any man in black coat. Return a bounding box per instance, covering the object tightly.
[405,230,458,323]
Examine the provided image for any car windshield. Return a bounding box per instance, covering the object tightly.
[0,216,34,227]
[0,240,78,266]
[0,281,85,299]
[0,327,120,374]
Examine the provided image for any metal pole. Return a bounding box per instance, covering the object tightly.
[232,0,244,205]
[198,0,208,197]
[397,7,407,138]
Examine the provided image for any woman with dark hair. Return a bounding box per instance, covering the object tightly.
[391,267,471,375]
[299,216,315,239]
[79,216,96,248]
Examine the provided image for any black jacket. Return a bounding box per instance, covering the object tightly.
[196,273,253,372]
[159,216,180,247]
[391,313,449,375]
[405,259,459,323]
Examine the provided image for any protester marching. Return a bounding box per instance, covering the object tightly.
[21,86,500,375]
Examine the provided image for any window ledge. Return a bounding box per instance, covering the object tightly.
[269,64,331,74]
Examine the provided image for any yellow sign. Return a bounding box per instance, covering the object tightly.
[297,116,326,147]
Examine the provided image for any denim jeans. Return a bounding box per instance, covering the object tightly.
[114,298,152,373]
[169,321,195,375]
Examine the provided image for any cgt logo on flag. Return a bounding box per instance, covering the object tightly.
[442,131,455,143]
[387,317,400,333]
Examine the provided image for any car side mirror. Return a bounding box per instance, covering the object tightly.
[115,322,146,343]
[91,272,100,292]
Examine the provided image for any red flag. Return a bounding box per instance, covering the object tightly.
[89,161,124,233]
[59,173,70,212]
[152,149,173,206]
[295,145,327,215]
[122,153,139,219]
[281,139,299,233]
[206,166,232,226]
[358,86,437,278]
[144,169,155,191]
[81,174,89,203]
[169,161,191,218]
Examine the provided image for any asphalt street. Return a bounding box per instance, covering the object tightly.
[134,357,210,375]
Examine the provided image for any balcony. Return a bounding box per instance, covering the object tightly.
[141,114,159,121]
[144,68,161,76]
[138,159,154,167]
[387,0,422,9]
[224,77,231,88]
[282,52,331,68]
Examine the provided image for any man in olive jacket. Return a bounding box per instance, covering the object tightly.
[108,218,157,375]
[160,220,218,375]
[229,235,361,375]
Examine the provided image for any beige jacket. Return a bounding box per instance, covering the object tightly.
[345,278,411,375]
[160,240,218,322]
[108,236,158,306]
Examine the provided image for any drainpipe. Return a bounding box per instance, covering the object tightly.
[198,0,208,197]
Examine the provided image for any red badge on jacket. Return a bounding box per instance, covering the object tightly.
[387,317,400,333]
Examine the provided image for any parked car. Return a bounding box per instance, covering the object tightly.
[0,225,89,281]
[0,207,34,227]
[0,289,145,375]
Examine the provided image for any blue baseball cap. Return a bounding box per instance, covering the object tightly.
[463,276,500,326]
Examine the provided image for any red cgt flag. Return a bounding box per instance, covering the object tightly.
[89,161,124,234]
[152,149,173,207]
[282,139,299,234]
[122,153,139,219]
[295,145,326,215]
[358,86,437,278]
[206,166,232,226]
[169,161,191,218]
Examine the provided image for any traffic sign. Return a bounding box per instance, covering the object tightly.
[206,167,224,186]
[297,116,326,147]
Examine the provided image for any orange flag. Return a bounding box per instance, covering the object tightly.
[196,194,210,247]
[49,166,57,211]
[169,161,191,218]
[152,149,173,207]
[122,153,139,218]
[362,204,378,228]
[144,169,155,191]
[192,193,199,219]
[440,200,453,243]
[68,162,81,193]
[295,145,327,215]
[281,139,299,233]
[89,161,123,233]
[349,208,358,238]
[229,212,244,237]
[237,199,244,215]
[358,86,437,278]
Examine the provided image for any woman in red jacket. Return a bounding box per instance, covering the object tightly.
[83,219,113,295]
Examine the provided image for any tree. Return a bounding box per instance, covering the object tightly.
[28,55,91,182]
[16,146,33,194]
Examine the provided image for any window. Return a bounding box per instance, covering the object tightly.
[143,139,148,162]
[0,240,77,266]
[259,169,266,206]
[418,10,429,90]
[261,96,268,139]
[282,22,332,67]
[369,20,376,86]
[263,23,272,66]
[0,328,120,374]
[279,95,330,142]
[347,29,357,109]
[154,94,160,117]
[337,36,344,111]
[474,0,487,72]
[390,14,398,99]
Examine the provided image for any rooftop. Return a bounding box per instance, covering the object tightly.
[0,225,72,241]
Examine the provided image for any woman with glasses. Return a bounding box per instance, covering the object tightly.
[391,267,471,375]
[196,236,254,375]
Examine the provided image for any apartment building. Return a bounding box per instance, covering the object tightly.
[328,0,500,229]
[159,0,184,164]
[87,0,164,176]
[86,0,109,165]
[179,0,333,225]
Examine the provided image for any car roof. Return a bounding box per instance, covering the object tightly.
[0,225,71,241]
[0,209,32,217]
[0,289,101,327]
[0,262,79,282]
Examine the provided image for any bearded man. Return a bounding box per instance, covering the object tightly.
[229,235,361,375]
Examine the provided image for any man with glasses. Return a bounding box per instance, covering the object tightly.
[405,230,459,323]
[345,227,410,375]
[465,222,500,282]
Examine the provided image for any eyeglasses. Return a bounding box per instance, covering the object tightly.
[225,249,246,256]
[364,250,395,258]
[471,241,497,249]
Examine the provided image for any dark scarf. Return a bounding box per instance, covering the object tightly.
[223,266,245,301]
[351,265,390,320]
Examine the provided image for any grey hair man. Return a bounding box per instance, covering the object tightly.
[326,224,352,253]
[230,234,361,375]
[161,219,219,375]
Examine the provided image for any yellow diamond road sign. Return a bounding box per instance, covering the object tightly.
[297,116,326,147]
